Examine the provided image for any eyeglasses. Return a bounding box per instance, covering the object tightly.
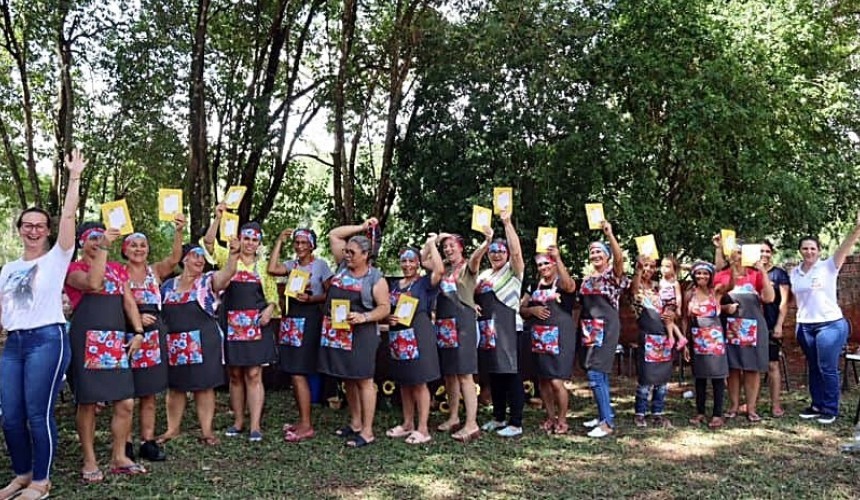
[537,262,553,268]
[21,223,49,232]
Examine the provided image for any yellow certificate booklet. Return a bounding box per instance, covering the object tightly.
[394,294,419,327]
[219,212,240,242]
[493,187,513,215]
[741,244,761,267]
[224,186,247,210]
[158,189,183,221]
[585,203,605,230]
[471,205,492,233]
[536,227,558,254]
[101,200,134,235]
[635,234,659,260]
[285,268,310,298]
[331,299,351,329]
[721,229,736,257]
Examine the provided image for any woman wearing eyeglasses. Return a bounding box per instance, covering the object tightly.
[0,151,83,499]
[202,204,280,442]
[320,218,389,448]
[520,245,576,434]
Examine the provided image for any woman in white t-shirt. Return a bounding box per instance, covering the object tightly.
[792,211,860,424]
[0,151,86,499]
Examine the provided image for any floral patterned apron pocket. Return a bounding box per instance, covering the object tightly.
[278,317,306,347]
[692,326,726,356]
[389,328,420,360]
[580,318,605,348]
[125,330,162,369]
[84,330,129,370]
[434,317,459,348]
[644,334,673,363]
[531,324,560,355]
[320,316,353,351]
[725,318,758,347]
[227,309,262,342]
[478,319,497,350]
[167,330,204,366]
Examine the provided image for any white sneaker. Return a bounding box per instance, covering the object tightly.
[496,426,523,438]
[481,420,507,432]
[587,425,613,438]
[582,418,600,428]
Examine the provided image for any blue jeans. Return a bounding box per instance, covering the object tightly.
[635,383,668,416]
[587,370,614,427]
[0,324,70,481]
[796,319,848,417]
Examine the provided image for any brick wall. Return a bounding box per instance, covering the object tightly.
[617,254,860,346]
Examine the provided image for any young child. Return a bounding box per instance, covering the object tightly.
[659,256,687,350]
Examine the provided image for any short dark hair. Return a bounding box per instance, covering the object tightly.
[16,207,52,230]
[762,239,775,252]
[798,236,821,251]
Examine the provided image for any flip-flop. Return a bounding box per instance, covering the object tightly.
[334,425,359,438]
[283,428,315,443]
[155,432,180,445]
[405,431,432,445]
[708,417,725,429]
[540,419,556,433]
[689,415,707,425]
[282,423,297,433]
[436,421,461,433]
[80,469,104,484]
[747,412,762,423]
[345,435,375,448]
[452,428,480,443]
[198,435,221,446]
[110,462,148,475]
[385,425,414,438]
[724,411,737,419]
[553,422,569,435]
[772,408,785,418]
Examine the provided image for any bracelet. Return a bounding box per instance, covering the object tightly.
[134,331,144,336]
[363,313,370,323]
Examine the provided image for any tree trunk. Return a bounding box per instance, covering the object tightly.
[0,113,28,209]
[331,0,358,225]
[52,0,74,215]
[188,0,212,239]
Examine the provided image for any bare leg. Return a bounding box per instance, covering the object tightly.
[76,403,98,473]
[440,375,461,428]
[228,366,246,431]
[138,395,157,441]
[110,399,135,468]
[768,360,783,414]
[291,375,313,432]
[400,385,416,431]
[414,384,431,437]
[345,381,362,431]
[194,389,217,440]
[539,379,556,425]
[551,379,570,429]
[158,389,186,442]
[744,371,761,416]
[355,378,377,442]
[458,374,479,434]
[245,366,264,433]
[727,369,741,413]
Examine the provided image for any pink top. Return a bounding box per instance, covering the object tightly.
[64,260,128,311]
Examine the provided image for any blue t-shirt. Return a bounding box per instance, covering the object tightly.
[764,266,790,330]
[389,275,439,316]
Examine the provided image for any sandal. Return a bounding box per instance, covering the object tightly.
[405,431,432,445]
[283,428,315,443]
[155,431,180,445]
[16,481,50,500]
[0,476,31,498]
[724,410,737,419]
[282,423,296,433]
[772,407,785,418]
[385,425,414,439]
[689,414,707,425]
[553,422,569,435]
[80,469,104,485]
[540,419,556,433]
[452,428,480,443]
[198,435,221,446]
[747,412,762,423]
[334,425,360,438]
[436,421,461,433]
[110,462,148,476]
[345,435,375,448]
[708,417,725,429]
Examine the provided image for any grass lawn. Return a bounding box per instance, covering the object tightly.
[6,367,858,500]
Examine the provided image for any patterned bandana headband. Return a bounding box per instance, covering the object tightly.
[399,248,420,261]
[241,227,262,240]
[489,242,508,254]
[589,241,610,257]
[183,245,206,262]
[293,229,316,249]
[535,254,554,265]
[691,261,715,276]
[78,228,105,248]
[122,232,147,255]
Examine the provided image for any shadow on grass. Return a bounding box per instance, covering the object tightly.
[3,375,858,499]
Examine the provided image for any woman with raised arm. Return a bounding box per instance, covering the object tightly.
[267,228,332,442]
[684,261,731,429]
[793,211,860,424]
[384,237,443,445]
[121,215,185,462]
[321,218,389,448]
[0,151,84,499]
[157,240,240,446]
[712,236,774,422]
[435,231,484,440]
[630,255,675,428]
[64,224,147,482]
[473,210,525,439]
[578,221,629,438]
[202,203,279,442]
[520,245,576,434]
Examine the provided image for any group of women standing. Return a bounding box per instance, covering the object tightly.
[1,151,858,496]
